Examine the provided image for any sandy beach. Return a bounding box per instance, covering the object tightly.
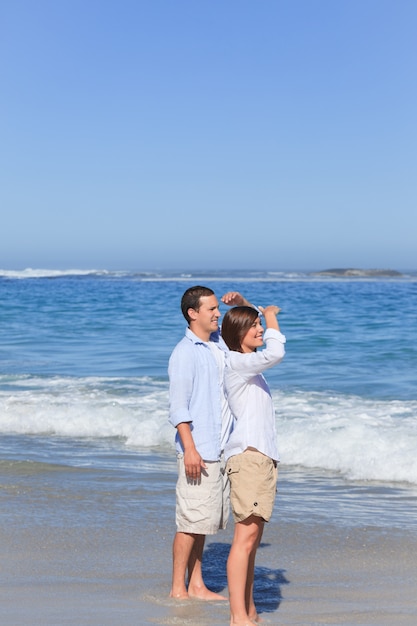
[1,459,416,626]
[1,514,416,625]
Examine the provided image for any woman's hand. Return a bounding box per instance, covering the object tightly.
[258,305,281,330]
[258,305,280,316]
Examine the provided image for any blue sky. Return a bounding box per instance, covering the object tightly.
[1,0,416,271]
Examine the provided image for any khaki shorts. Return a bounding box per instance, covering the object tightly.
[175,454,230,534]
[226,450,278,523]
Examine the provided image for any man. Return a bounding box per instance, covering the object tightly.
[168,286,249,600]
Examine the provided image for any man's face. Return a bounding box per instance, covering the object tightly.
[188,294,221,340]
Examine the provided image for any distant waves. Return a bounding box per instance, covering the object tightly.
[1,267,416,281]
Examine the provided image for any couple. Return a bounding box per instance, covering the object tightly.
[168,286,286,626]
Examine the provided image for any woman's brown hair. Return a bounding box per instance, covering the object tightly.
[221,306,260,353]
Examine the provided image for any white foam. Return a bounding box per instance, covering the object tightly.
[275,390,417,484]
[1,376,416,484]
[0,376,173,449]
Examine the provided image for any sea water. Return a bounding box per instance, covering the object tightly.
[1,268,417,532]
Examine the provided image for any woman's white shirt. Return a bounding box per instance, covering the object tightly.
[223,328,286,462]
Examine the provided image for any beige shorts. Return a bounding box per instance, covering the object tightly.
[226,450,278,523]
[175,454,230,534]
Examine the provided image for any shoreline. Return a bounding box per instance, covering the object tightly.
[1,460,417,625]
[1,518,416,625]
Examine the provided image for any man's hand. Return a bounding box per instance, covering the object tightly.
[221,291,251,307]
[184,447,207,481]
[176,422,207,480]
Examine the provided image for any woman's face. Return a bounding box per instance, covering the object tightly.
[240,316,264,353]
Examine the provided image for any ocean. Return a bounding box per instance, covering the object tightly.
[1,268,417,625]
[1,269,416,487]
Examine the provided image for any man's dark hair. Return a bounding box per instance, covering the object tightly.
[221,306,260,352]
[181,285,215,323]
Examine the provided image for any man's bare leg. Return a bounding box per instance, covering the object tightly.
[170,532,227,600]
[187,533,228,600]
[170,531,195,598]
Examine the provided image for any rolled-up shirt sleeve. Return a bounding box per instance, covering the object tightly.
[229,329,286,380]
[168,345,195,428]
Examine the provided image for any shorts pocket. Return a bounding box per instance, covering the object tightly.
[226,456,241,477]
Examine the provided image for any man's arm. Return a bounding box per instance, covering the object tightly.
[221,291,254,308]
[169,345,207,481]
[176,422,207,480]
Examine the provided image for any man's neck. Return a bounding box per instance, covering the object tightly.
[189,325,211,342]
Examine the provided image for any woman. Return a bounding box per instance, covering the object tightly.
[221,304,286,626]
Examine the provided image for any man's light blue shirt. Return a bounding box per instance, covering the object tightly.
[168,327,227,461]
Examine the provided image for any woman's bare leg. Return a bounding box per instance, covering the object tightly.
[227,516,264,625]
[246,521,264,621]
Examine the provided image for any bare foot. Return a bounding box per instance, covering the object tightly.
[188,587,228,601]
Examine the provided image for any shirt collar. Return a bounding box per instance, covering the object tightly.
[184,327,222,345]
[185,327,209,345]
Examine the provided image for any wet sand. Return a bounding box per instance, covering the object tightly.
[1,519,416,625]
[1,463,416,625]
[0,483,417,626]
